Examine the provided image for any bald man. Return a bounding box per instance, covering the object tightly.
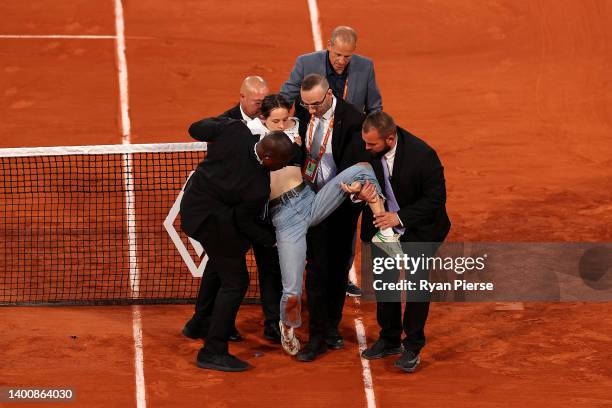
[222,76,270,123]
[280,26,382,114]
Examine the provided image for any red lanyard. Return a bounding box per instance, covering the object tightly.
[342,78,348,100]
[306,115,335,161]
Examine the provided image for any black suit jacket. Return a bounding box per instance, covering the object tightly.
[180,116,275,250]
[295,97,366,172]
[220,103,242,121]
[361,127,451,243]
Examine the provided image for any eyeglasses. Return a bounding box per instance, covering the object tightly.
[299,88,329,109]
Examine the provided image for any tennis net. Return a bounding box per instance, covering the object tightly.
[0,142,260,305]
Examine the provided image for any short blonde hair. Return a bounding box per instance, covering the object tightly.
[330,26,358,46]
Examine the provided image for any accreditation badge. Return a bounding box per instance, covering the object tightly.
[302,157,319,183]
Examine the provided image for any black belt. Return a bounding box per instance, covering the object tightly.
[269,182,307,208]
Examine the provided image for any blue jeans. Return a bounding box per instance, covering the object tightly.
[270,162,382,327]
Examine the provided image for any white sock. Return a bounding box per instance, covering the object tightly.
[380,228,394,237]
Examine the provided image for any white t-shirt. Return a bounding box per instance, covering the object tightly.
[247,117,300,142]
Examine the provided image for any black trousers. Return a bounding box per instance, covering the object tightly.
[375,242,437,353]
[377,301,430,353]
[193,221,282,336]
[305,200,360,342]
[192,211,250,355]
[252,242,282,324]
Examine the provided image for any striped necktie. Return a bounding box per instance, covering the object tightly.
[309,118,325,158]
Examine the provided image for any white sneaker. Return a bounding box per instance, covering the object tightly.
[279,321,300,356]
[372,231,403,258]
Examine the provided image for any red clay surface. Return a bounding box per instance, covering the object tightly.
[0,1,119,148]
[1,0,611,407]
[125,0,314,143]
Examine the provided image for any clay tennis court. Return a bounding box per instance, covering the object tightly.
[1,0,611,407]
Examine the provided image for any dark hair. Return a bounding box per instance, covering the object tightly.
[301,74,329,92]
[260,94,291,118]
[262,130,294,159]
[363,111,397,138]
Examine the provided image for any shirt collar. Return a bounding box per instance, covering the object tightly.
[384,135,398,161]
[321,95,336,121]
[247,118,269,140]
[253,143,264,165]
[240,104,255,122]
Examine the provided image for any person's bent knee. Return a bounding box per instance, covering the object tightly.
[282,290,301,299]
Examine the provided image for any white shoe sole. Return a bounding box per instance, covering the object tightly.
[372,233,403,258]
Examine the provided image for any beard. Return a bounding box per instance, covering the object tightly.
[370,145,391,160]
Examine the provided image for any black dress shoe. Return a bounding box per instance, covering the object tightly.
[263,321,281,343]
[361,339,402,360]
[182,318,243,342]
[394,350,421,373]
[296,341,327,362]
[325,334,344,350]
[196,349,251,372]
[182,318,203,340]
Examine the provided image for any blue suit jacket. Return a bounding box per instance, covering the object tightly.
[280,50,382,114]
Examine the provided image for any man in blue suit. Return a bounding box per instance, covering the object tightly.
[280,26,382,114]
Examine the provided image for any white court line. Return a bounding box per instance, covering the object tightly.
[306,2,377,407]
[0,34,117,39]
[0,34,154,40]
[307,0,324,51]
[114,0,138,295]
[354,308,377,408]
[113,0,146,407]
[132,306,146,408]
[350,266,377,408]
[114,2,131,142]
[121,153,140,298]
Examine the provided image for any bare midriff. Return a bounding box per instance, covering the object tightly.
[270,166,303,200]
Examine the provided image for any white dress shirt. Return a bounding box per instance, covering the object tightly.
[240,105,256,123]
[306,96,338,189]
[247,118,268,140]
[382,136,404,229]
[383,137,398,177]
